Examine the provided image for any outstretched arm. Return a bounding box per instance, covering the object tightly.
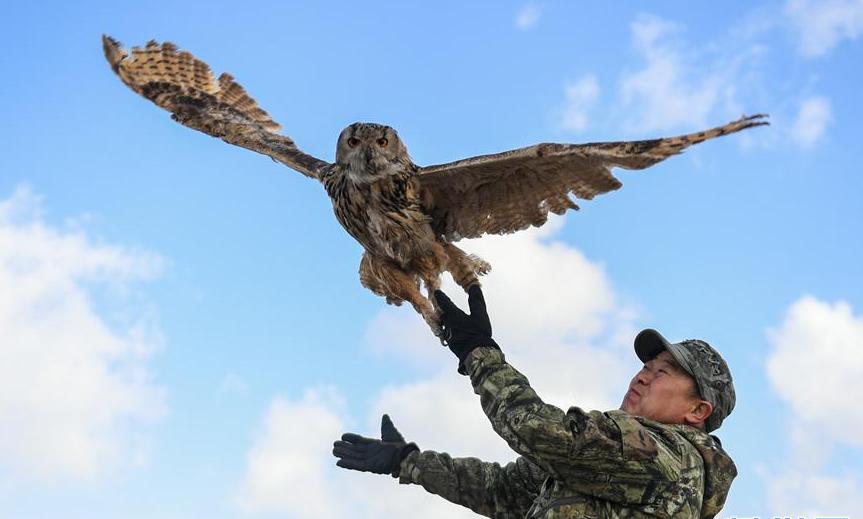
[333,414,544,518]
[398,450,545,519]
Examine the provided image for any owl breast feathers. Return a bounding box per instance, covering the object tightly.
[103,36,768,335]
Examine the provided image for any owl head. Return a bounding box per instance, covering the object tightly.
[336,122,412,181]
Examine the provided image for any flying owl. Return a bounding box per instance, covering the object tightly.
[103,36,767,335]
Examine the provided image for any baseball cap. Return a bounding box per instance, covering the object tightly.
[634,328,735,432]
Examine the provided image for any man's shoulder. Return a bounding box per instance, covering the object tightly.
[566,408,708,469]
[603,409,713,442]
[622,412,735,474]
[597,409,738,511]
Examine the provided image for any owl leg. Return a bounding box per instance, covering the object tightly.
[443,243,491,291]
[359,253,401,304]
[421,274,443,325]
[410,243,447,320]
[359,253,442,336]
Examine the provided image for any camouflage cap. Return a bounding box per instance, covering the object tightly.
[634,329,735,432]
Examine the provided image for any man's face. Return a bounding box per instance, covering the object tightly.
[620,351,704,426]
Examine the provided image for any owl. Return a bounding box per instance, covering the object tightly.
[103,36,767,335]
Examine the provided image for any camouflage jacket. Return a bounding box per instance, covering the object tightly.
[398,348,737,518]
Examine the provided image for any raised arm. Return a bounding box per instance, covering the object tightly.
[434,287,579,472]
[435,287,686,502]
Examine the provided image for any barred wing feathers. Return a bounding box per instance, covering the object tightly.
[102,36,329,179]
[418,115,768,240]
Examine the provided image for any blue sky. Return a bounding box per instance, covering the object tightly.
[1,1,862,517]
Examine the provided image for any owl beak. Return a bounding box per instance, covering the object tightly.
[364,147,373,163]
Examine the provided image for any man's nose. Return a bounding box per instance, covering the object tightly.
[635,369,652,385]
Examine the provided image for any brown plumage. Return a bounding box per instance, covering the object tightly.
[103,36,768,334]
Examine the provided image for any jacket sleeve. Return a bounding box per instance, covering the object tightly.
[397,450,546,518]
[462,347,686,506]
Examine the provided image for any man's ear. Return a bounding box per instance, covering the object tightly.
[684,400,714,428]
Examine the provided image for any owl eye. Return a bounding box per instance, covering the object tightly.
[376,137,389,147]
[347,137,360,147]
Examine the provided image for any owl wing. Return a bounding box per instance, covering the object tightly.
[416,115,768,240]
[103,36,330,179]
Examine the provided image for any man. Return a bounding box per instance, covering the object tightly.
[333,286,737,518]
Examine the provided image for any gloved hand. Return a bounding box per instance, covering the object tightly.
[332,414,419,478]
[434,284,500,372]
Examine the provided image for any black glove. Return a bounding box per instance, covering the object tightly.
[332,414,419,478]
[434,284,499,372]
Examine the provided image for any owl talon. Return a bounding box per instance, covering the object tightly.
[423,312,443,338]
[430,301,445,341]
[429,321,443,338]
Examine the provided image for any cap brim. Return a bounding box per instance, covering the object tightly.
[634,328,695,379]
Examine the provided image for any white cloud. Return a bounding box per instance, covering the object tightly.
[0,186,166,480]
[767,296,863,446]
[515,3,542,31]
[236,386,483,519]
[764,296,863,513]
[238,216,642,517]
[371,371,513,462]
[786,0,863,57]
[559,74,600,132]
[370,217,635,356]
[767,468,863,517]
[619,15,722,133]
[791,96,832,148]
[236,388,351,519]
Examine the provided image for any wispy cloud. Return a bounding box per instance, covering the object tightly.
[515,3,543,31]
[785,0,863,57]
[0,186,166,480]
[559,74,600,132]
[791,96,832,148]
[555,12,766,137]
[618,15,723,134]
[556,10,825,152]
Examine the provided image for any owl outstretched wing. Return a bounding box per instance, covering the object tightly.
[417,115,768,240]
[103,36,330,179]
